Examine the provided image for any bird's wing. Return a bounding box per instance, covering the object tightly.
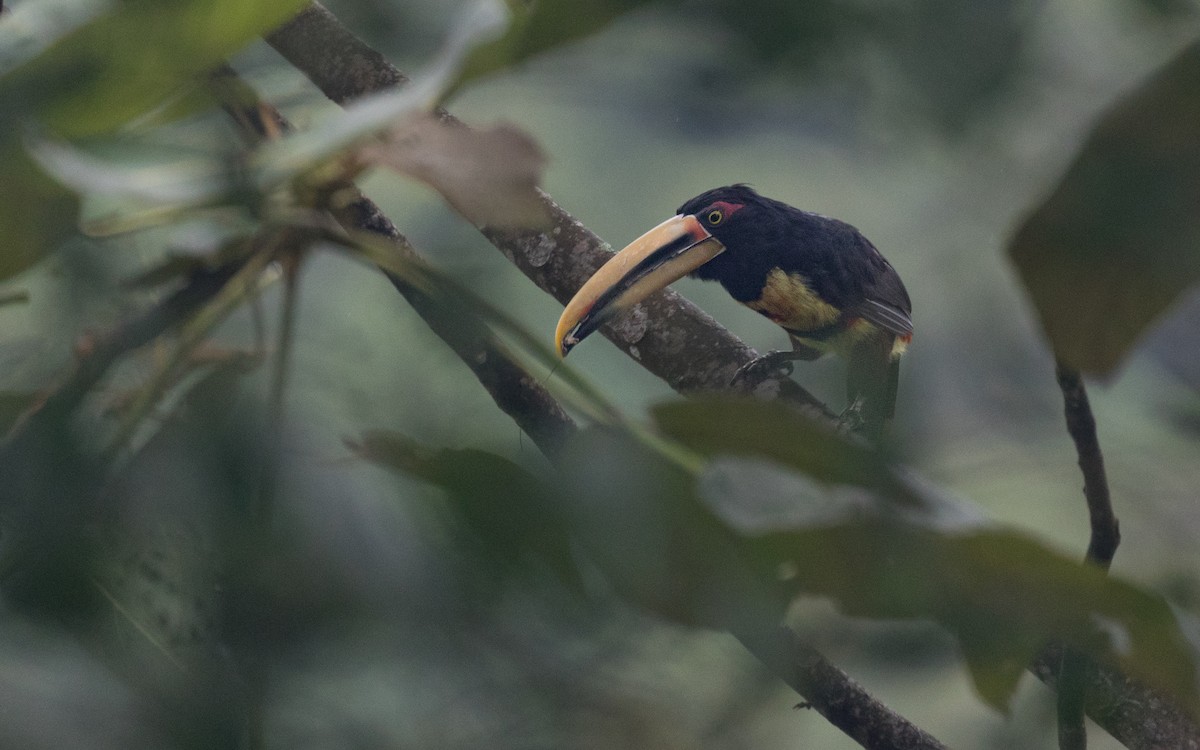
[853,265,912,338]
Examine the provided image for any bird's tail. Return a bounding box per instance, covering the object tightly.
[847,333,900,441]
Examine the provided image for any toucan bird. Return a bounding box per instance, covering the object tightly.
[554,185,913,436]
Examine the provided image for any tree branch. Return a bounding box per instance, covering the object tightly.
[1034,645,1195,750]
[334,192,578,459]
[263,3,409,103]
[738,624,947,750]
[264,3,834,421]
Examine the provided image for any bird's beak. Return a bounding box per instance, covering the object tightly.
[555,214,726,357]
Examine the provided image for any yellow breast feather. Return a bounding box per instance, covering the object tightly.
[745,269,841,331]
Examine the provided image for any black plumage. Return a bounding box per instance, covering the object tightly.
[554,184,913,438]
[678,185,912,435]
[679,185,911,341]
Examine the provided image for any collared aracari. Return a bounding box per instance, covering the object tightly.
[554,184,913,436]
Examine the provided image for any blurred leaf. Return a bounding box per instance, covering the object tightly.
[29,138,232,207]
[0,0,111,75]
[252,0,510,191]
[0,143,78,280]
[557,426,783,629]
[348,430,580,586]
[0,0,310,138]
[588,405,1200,712]
[753,523,1199,713]
[357,114,548,229]
[1009,40,1200,375]
[694,456,982,535]
[0,0,308,277]
[28,137,236,236]
[1129,0,1198,17]
[0,391,39,437]
[331,231,623,427]
[0,290,30,308]
[122,238,249,289]
[352,415,1200,713]
[1141,287,1200,392]
[652,397,897,493]
[446,0,661,99]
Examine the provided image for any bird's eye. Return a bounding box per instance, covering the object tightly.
[706,209,724,225]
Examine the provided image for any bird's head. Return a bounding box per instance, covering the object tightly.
[555,184,764,357]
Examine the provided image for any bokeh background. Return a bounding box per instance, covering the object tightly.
[3,0,1200,748]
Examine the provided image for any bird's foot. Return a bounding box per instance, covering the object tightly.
[731,351,795,389]
[836,396,867,435]
[837,396,889,442]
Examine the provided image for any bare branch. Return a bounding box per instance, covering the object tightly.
[1035,645,1196,750]
[738,624,947,750]
[264,3,408,103]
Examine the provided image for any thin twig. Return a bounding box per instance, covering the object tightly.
[1054,361,1120,750]
[6,264,244,443]
[256,251,302,528]
[1055,363,1119,568]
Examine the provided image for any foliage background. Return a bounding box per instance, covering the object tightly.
[2,0,1199,748]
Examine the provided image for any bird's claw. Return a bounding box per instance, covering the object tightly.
[836,396,868,435]
[731,351,795,388]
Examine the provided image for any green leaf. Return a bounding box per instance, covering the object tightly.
[252,0,510,191]
[347,431,580,586]
[0,0,308,277]
[634,401,1200,711]
[0,0,311,138]
[0,143,79,280]
[330,230,624,428]
[355,417,1200,714]
[445,0,661,100]
[28,137,237,237]
[752,523,1199,713]
[356,114,549,229]
[0,0,111,76]
[1008,40,1200,374]
[0,390,40,436]
[556,426,784,629]
[652,397,902,495]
